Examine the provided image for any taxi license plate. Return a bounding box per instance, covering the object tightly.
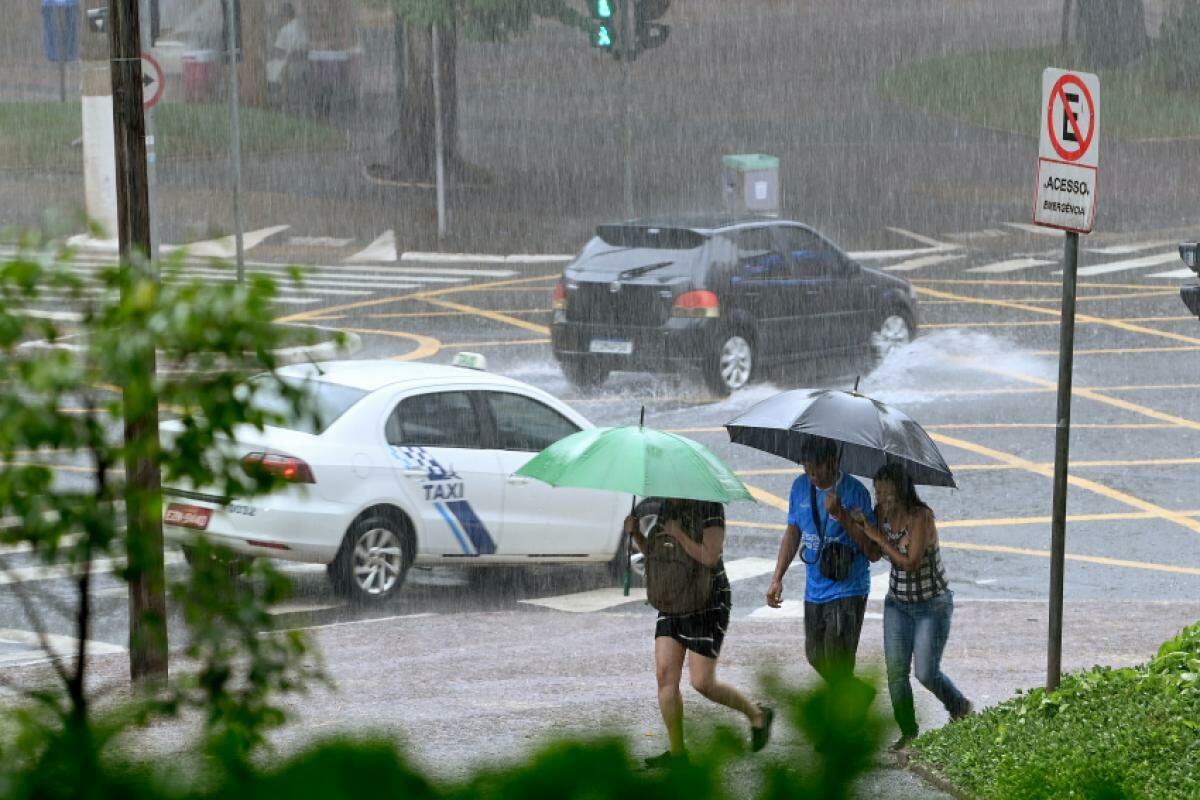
[589,338,633,355]
[164,503,213,531]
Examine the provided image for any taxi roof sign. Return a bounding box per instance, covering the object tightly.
[452,352,488,371]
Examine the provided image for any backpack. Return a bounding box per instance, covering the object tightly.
[644,506,714,615]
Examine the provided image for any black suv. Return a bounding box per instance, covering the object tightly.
[551,216,919,395]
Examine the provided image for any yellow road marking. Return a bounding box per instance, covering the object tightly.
[365,308,552,319]
[921,290,1179,305]
[421,298,551,336]
[915,285,1200,346]
[337,327,442,362]
[440,338,551,348]
[928,432,1200,534]
[273,273,558,324]
[911,278,1167,290]
[939,541,1200,578]
[735,457,1200,477]
[973,364,1200,432]
[926,315,1199,330]
[1033,345,1200,356]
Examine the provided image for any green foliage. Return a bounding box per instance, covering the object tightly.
[1152,0,1200,90]
[0,102,346,171]
[877,45,1200,142]
[0,671,888,800]
[0,232,333,781]
[910,620,1200,799]
[377,0,586,43]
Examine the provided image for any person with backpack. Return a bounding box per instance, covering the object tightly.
[625,497,774,767]
[765,437,880,678]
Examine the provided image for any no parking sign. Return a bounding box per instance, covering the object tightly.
[1034,68,1100,233]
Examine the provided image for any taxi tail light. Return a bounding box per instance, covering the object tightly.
[553,280,567,310]
[672,290,720,318]
[242,451,315,484]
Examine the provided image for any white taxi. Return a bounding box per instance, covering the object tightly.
[161,358,631,603]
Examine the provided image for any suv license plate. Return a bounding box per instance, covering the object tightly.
[164,503,213,531]
[589,339,633,355]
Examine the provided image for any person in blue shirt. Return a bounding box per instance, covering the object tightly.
[765,437,880,677]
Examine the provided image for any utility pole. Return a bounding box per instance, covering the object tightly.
[107,0,168,684]
[620,0,634,218]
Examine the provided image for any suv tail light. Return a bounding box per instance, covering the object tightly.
[672,290,720,318]
[242,451,315,484]
[553,280,567,311]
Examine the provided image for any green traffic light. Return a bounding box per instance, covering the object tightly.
[596,24,612,47]
[596,0,613,18]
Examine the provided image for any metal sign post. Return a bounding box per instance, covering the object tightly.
[1033,67,1100,692]
[224,0,246,280]
[432,23,447,242]
[620,0,634,218]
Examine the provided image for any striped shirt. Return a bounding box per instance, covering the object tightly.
[882,519,949,603]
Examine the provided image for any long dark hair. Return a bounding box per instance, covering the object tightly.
[873,463,931,516]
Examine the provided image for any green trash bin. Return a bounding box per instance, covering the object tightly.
[722,154,780,215]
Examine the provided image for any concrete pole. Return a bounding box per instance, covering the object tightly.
[432,23,446,242]
[224,0,246,280]
[81,64,119,241]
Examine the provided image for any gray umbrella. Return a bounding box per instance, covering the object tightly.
[724,388,956,488]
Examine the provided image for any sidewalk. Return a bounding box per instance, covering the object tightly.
[11,598,1197,796]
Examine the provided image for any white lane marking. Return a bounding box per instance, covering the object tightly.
[885,227,956,249]
[519,556,777,613]
[161,225,291,259]
[945,229,1007,241]
[1004,222,1064,237]
[747,599,803,619]
[1146,268,1195,279]
[1069,251,1181,277]
[267,600,346,616]
[171,269,459,287]
[849,246,956,261]
[399,251,573,264]
[287,236,354,248]
[10,308,84,322]
[0,552,184,585]
[287,612,438,633]
[966,257,1055,274]
[346,229,397,263]
[1086,240,1179,256]
[0,628,124,667]
[881,252,965,272]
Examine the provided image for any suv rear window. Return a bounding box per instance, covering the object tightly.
[247,376,367,435]
[595,225,707,250]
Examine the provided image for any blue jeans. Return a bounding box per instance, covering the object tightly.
[883,591,968,736]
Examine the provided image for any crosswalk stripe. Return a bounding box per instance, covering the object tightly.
[1086,240,1178,256]
[1004,222,1063,237]
[966,257,1054,274]
[882,252,965,272]
[171,269,460,286]
[517,557,777,613]
[1070,251,1181,277]
[945,229,1007,241]
[0,628,125,667]
[161,225,291,259]
[0,552,184,585]
[1146,268,1196,279]
[65,259,515,280]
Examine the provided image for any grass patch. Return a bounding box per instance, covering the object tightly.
[910,620,1200,799]
[0,101,346,170]
[877,45,1200,141]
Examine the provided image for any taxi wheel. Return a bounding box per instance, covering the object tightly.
[870,309,914,362]
[329,515,414,604]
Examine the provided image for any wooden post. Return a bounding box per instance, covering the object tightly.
[107,0,168,685]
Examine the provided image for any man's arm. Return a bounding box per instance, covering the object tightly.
[766,523,801,607]
[826,489,882,562]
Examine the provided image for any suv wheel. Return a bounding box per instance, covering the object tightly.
[871,310,914,361]
[328,515,413,604]
[560,357,609,391]
[703,332,754,396]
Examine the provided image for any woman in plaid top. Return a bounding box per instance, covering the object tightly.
[849,464,972,753]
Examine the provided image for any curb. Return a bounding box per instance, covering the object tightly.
[905,758,974,800]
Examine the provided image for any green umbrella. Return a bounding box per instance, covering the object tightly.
[515,425,755,503]
[515,413,755,595]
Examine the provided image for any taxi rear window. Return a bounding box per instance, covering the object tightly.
[248,376,367,435]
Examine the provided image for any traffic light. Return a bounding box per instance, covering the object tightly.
[589,0,617,51]
[635,0,670,52]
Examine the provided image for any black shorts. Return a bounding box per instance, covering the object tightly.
[654,570,732,659]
